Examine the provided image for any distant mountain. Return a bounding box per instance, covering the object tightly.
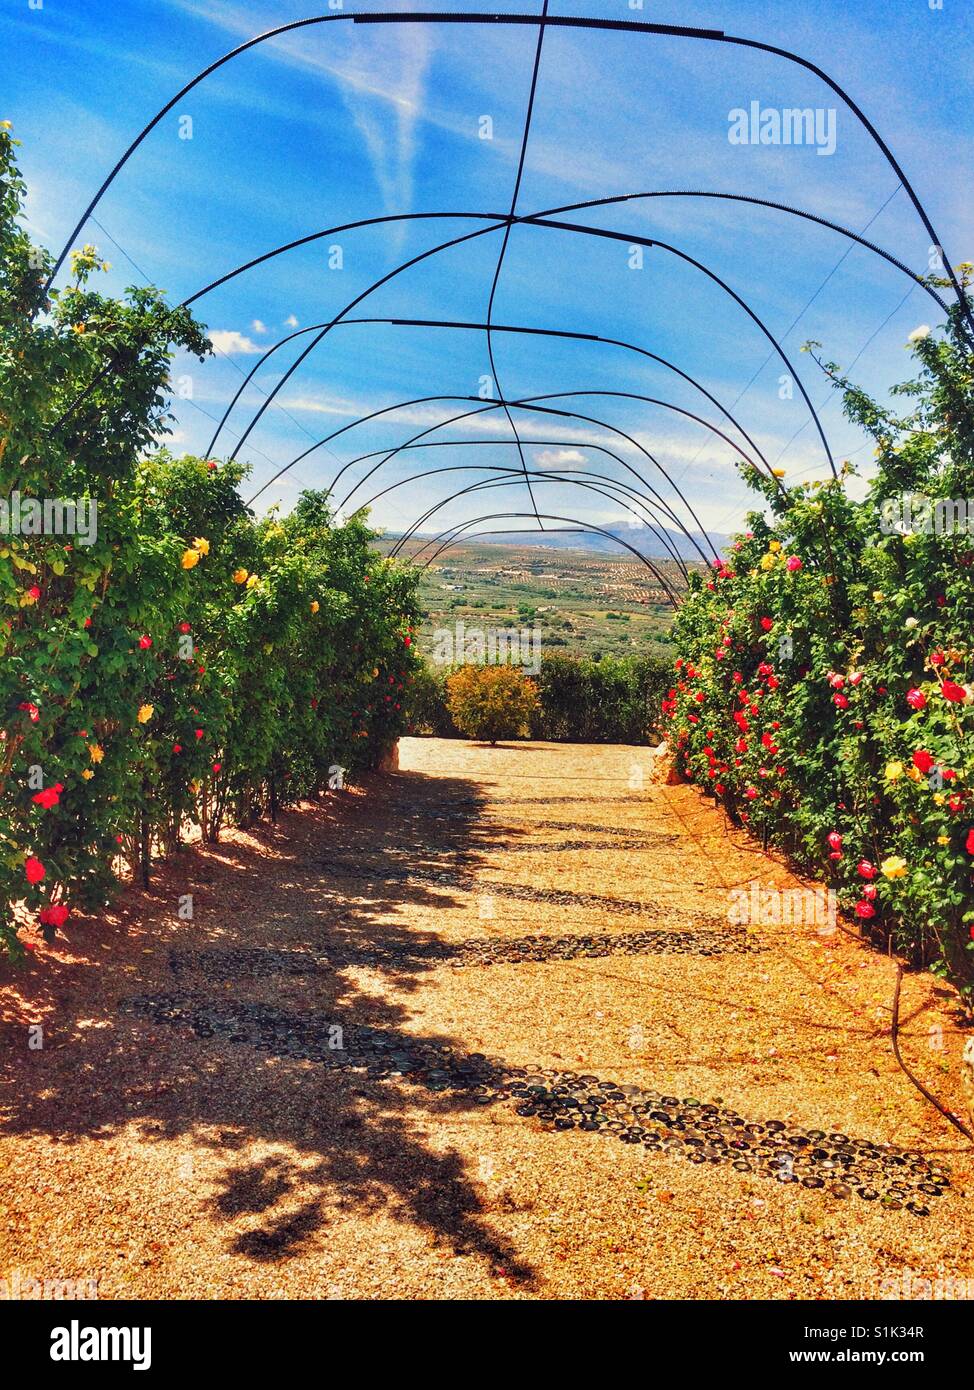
[387,525,730,562]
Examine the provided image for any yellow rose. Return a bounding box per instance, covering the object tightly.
[88,742,104,764]
[881,855,908,880]
[760,553,776,571]
[310,600,319,614]
[771,468,786,478]
[246,574,259,589]
[768,540,781,553]
[82,768,94,781]
[181,548,200,569]
[137,704,154,724]
[872,591,885,603]
[192,536,210,556]
[885,761,904,782]
[906,765,923,782]
[233,568,248,584]
[937,834,950,845]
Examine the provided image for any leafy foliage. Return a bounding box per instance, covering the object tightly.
[445,665,539,744]
[408,651,669,744]
[665,295,974,999]
[0,127,419,959]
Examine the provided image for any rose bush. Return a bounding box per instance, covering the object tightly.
[0,126,418,958]
[665,285,974,1000]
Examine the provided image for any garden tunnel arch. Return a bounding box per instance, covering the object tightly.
[44,8,972,569]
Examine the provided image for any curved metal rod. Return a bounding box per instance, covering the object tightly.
[332,389,735,565]
[521,215,835,474]
[246,390,717,565]
[396,474,687,603]
[350,448,691,580]
[208,314,770,472]
[47,10,971,335]
[55,179,957,441]
[221,215,832,476]
[350,394,711,564]
[340,389,762,519]
[411,510,681,608]
[374,464,690,585]
[225,220,508,461]
[519,189,952,318]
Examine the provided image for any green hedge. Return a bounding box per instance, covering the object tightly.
[0,128,419,959]
[665,298,974,999]
[406,651,670,745]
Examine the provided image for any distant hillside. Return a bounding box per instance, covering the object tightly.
[385,525,729,561]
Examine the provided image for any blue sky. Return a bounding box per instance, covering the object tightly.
[3,0,972,545]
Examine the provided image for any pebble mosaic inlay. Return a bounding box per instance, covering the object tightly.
[118,991,949,1216]
[168,926,759,979]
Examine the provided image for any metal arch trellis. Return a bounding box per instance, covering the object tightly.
[239,389,721,567]
[49,187,956,442]
[327,392,722,565]
[337,449,695,580]
[44,7,973,575]
[374,464,693,587]
[192,214,836,478]
[46,10,972,330]
[333,389,759,575]
[403,510,684,608]
[205,314,772,476]
[340,387,763,549]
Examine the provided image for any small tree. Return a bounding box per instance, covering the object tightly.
[446,665,539,745]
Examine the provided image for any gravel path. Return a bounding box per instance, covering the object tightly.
[1,737,972,1300]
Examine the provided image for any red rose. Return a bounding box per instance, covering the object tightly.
[194,729,204,740]
[941,680,966,703]
[48,903,69,928]
[855,901,875,919]
[25,856,45,884]
[827,832,842,850]
[760,617,773,631]
[905,688,926,710]
[966,828,974,856]
[833,693,849,709]
[912,750,935,775]
[138,635,153,649]
[857,860,877,880]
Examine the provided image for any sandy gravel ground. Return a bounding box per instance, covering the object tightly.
[1,737,972,1301]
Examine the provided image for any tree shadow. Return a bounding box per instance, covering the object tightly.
[0,768,537,1288]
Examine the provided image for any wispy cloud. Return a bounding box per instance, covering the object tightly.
[162,0,434,217]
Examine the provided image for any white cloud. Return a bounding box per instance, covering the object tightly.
[535,447,586,468]
[251,319,267,334]
[284,314,299,328]
[209,329,263,355]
